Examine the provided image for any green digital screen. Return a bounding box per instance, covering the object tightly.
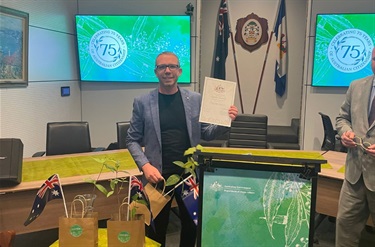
[75,15,191,83]
[312,13,375,87]
[200,167,312,247]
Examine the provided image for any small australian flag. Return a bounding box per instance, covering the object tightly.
[182,176,199,225]
[24,174,63,226]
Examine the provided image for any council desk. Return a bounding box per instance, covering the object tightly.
[0,149,141,234]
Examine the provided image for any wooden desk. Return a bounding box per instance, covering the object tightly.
[319,151,373,226]
[0,149,141,234]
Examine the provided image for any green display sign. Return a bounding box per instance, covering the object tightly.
[200,167,312,247]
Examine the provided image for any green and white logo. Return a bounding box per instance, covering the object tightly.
[70,224,83,237]
[328,28,373,73]
[118,231,131,243]
[89,29,128,69]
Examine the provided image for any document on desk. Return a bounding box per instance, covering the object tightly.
[199,77,236,127]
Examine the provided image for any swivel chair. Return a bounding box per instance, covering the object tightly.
[318,112,346,152]
[116,121,131,149]
[227,114,269,148]
[33,121,102,157]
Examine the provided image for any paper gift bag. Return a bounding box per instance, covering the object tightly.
[129,201,151,226]
[58,198,98,247]
[144,179,171,218]
[107,203,145,247]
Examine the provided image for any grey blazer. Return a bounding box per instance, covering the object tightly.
[336,75,375,191]
[126,87,228,182]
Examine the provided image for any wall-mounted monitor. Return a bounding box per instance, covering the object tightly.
[312,13,375,87]
[75,15,191,83]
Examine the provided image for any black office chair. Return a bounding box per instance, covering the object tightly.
[227,114,269,148]
[116,121,130,149]
[318,112,346,152]
[33,121,102,156]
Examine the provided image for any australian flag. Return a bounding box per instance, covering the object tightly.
[213,0,229,80]
[182,176,199,225]
[130,176,154,227]
[274,0,288,97]
[130,176,148,204]
[24,174,63,226]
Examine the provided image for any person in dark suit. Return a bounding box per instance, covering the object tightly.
[335,47,375,247]
[126,51,238,247]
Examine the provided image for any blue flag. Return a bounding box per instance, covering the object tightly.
[273,0,288,97]
[182,176,199,225]
[24,174,63,226]
[213,0,229,80]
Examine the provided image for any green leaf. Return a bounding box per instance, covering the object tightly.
[107,191,114,197]
[166,174,181,186]
[104,163,117,172]
[173,161,186,168]
[84,178,96,184]
[95,184,108,195]
[92,157,107,164]
[110,180,117,190]
[184,147,196,156]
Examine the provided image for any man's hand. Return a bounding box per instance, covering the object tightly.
[365,144,375,157]
[228,105,238,121]
[142,163,163,184]
[340,131,356,148]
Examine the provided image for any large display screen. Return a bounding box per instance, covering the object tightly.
[75,15,191,83]
[312,13,375,87]
[200,167,312,247]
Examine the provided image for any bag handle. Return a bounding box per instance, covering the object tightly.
[70,198,85,218]
[119,202,131,221]
[152,177,167,194]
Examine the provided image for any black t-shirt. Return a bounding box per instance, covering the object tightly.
[158,90,191,175]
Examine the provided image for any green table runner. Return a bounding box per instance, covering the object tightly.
[22,151,138,182]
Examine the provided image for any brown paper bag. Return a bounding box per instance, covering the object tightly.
[129,201,151,226]
[58,198,98,247]
[107,203,145,247]
[144,178,171,218]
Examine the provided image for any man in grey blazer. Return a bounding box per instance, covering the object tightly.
[126,51,238,247]
[335,47,375,247]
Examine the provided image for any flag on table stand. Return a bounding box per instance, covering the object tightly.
[213,0,230,80]
[273,0,288,97]
[24,174,65,226]
[182,176,199,225]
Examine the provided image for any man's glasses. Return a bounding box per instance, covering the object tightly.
[155,64,180,71]
[353,136,372,150]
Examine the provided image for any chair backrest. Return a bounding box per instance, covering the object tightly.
[0,230,16,247]
[318,112,336,151]
[228,114,268,148]
[46,121,92,156]
[117,121,131,149]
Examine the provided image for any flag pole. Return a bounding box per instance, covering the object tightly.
[252,31,274,114]
[56,174,69,218]
[253,0,282,114]
[164,174,193,197]
[227,0,244,114]
[127,176,132,205]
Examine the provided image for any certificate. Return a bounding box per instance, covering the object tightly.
[199,77,236,127]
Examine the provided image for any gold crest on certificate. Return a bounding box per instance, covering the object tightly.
[199,77,236,127]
